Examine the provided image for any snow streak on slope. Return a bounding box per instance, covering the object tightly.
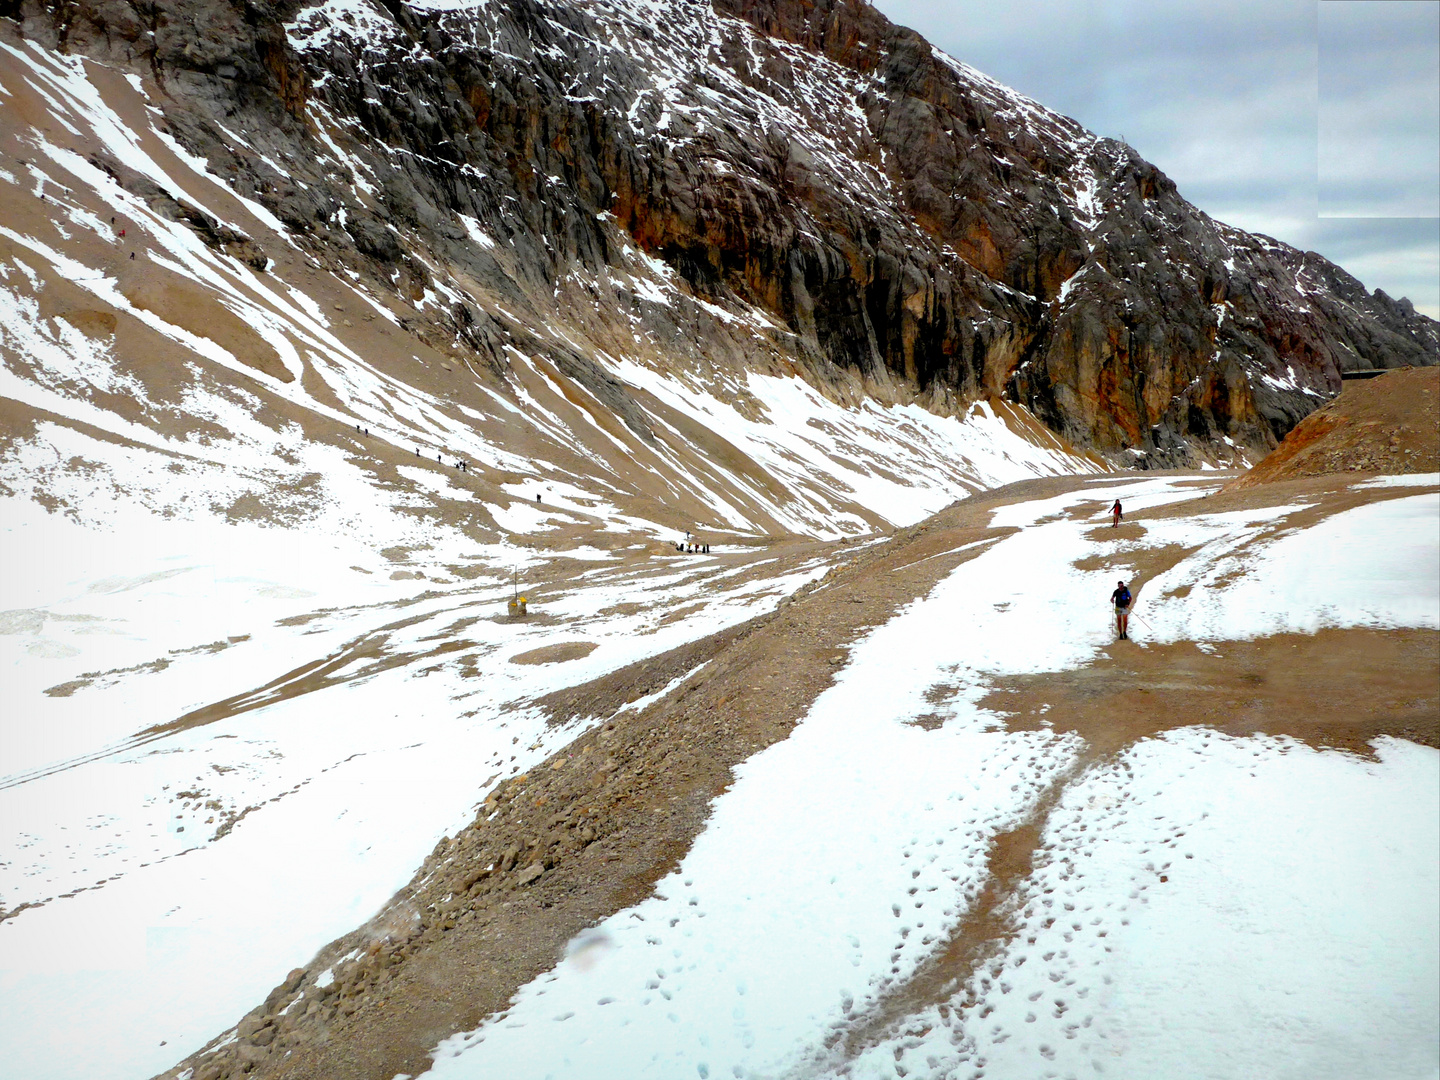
[425,476,1440,1080]
[611,361,1100,537]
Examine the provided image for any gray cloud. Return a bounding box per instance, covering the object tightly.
[1319,1,1440,217]
[870,0,1440,318]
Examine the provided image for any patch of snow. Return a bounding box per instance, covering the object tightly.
[1142,493,1440,640]
[859,732,1439,1079]
[1353,473,1439,489]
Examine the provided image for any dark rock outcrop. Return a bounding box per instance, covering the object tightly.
[7,0,1435,467]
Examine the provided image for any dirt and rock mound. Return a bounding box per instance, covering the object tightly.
[1229,366,1439,488]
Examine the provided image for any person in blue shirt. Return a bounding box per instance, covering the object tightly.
[1111,580,1133,639]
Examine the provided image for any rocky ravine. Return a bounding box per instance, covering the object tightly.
[6,0,1436,470]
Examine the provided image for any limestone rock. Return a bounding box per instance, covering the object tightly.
[14,0,1434,468]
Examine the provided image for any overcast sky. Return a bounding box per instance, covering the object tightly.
[870,0,1440,319]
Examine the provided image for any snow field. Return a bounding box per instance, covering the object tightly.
[863,733,1439,1080]
[1141,491,1440,641]
[424,476,1440,1079]
[430,718,1079,1078]
[424,478,1220,1077]
[0,496,830,1080]
[0,499,419,779]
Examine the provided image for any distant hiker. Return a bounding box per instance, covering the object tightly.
[1111,579,1132,640]
[119,228,125,237]
[536,493,541,503]
[129,252,135,259]
[703,543,709,554]
[1111,499,1123,527]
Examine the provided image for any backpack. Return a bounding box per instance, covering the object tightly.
[1116,587,1131,607]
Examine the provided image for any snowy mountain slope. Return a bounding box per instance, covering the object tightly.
[0,31,1099,548]
[3,0,1433,497]
[275,0,1435,462]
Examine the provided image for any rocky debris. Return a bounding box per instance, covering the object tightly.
[1228,366,1440,488]
[179,967,317,1079]
[9,0,1434,470]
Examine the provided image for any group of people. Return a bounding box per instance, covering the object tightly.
[393,436,469,471]
[676,530,710,554]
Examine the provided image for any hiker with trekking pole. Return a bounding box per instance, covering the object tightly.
[1110,579,1156,640]
[1112,579,1133,640]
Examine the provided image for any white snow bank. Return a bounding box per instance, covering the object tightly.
[861,732,1440,1080]
[1353,472,1440,489]
[1143,492,1440,641]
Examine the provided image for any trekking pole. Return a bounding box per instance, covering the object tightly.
[1129,606,1155,632]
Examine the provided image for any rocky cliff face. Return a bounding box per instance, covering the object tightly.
[7,0,1436,466]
